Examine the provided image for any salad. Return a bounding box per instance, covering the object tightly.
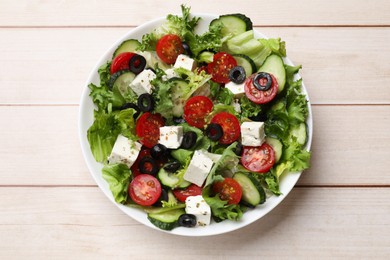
[86,5,311,231]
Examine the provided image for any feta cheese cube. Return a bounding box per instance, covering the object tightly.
[159,126,183,149]
[174,54,196,71]
[225,81,245,98]
[185,195,211,226]
[240,121,265,147]
[129,69,156,96]
[107,135,142,168]
[162,68,177,81]
[183,150,214,187]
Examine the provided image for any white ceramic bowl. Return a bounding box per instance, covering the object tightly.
[79,13,313,236]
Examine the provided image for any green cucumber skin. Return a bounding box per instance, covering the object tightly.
[258,54,286,93]
[147,208,185,231]
[233,54,257,76]
[265,137,283,163]
[113,39,141,58]
[234,172,266,207]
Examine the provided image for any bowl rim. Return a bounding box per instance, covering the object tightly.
[78,13,313,236]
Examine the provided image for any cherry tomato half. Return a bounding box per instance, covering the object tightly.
[207,52,237,83]
[241,143,276,173]
[129,174,162,206]
[110,52,135,74]
[135,112,165,148]
[212,178,242,205]
[156,34,184,64]
[210,112,241,144]
[244,73,278,104]
[183,96,214,129]
[172,184,203,203]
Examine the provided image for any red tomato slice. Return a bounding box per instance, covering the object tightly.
[244,73,278,104]
[207,52,237,83]
[183,96,214,129]
[172,184,203,202]
[210,112,241,144]
[241,144,275,173]
[110,52,135,74]
[129,174,162,206]
[136,112,165,148]
[212,178,242,205]
[156,34,184,64]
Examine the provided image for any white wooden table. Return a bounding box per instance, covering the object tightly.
[1,0,389,258]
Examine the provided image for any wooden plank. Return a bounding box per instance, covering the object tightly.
[0,105,389,186]
[1,27,390,105]
[0,187,389,258]
[1,0,390,26]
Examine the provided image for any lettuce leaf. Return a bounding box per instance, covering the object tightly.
[138,5,200,51]
[151,78,174,119]
[202,185,244,222]
[258,38,286,57]
[240,95,262,119]
[102,163,131,204]
[87,108,137,163]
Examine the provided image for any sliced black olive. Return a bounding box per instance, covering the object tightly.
[182,42,192,57]
[129,54,146,74]
[163,160,181,173]
[180,131,197,149]
[234,142,243,156]
[120,103,140,118]
[178,214,197,228]
[205,123,223,141]
[253,72,272,91]
[139,157,158,175]
[152,189,169,207]
[151,144,168,160]
[137,93,154,112]
[229,66,246,84]
[173,117,186,124]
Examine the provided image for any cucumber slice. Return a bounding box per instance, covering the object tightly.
[157,168,191,189]
[169,78,189,117]
[108,69,136,93]
[265,137,283,163]
[258,54,286,93]
[290,123,307,145]
[233,172,266,206]
[232,54,257,76]
[210,14,252,37]
[147,208,185,231]
[113,39,141,58]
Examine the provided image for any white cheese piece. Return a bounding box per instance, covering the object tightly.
[183,150,214,187]
[107,135,142,168]
[158,126,183,149]
[233,99,241,113]
[162,68,177,81]
[129,69,156,96]
[225,81,245,98]
[174,54,196,71]
[240,121,265,147]
[185,195,211,226]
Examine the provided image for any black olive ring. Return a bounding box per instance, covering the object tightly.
[178,214,197,228]
[129,54,146,74]
[229,66,246,84]
[205,123,223,141]
[180,131,197,149]
[137,93,154,112]
[253,72,272,91]
[139,157,158,176]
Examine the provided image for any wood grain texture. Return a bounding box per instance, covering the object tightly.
[1,187,389,258]
[1,0,390,26]
[0,105,389,186]
[1,27,390,105]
